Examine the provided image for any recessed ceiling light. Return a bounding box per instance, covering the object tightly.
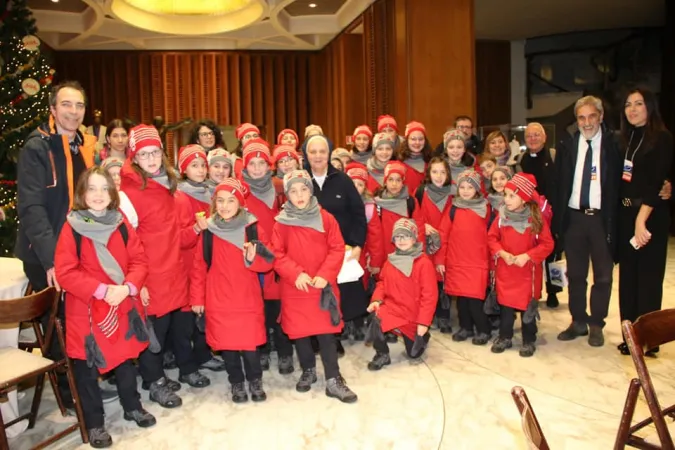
[51,0,59,3]
[309,3,317,7]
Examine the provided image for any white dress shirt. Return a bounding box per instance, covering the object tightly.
[568,129,602,209]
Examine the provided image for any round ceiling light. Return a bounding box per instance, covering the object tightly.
[111,0,264,35]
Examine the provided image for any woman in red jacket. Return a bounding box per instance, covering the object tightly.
[190,179,273,403]
[240,138,295,375]
[119,125,186,409]
[55,167,155,448]
[417,157,453,333]
[399,121,432,195]
[367,219,438,370]
[175,145,225,376]
[435,170,491,345]
[271,170,357,404]
[374,161,427,256]
[366,133,395,194]
[345,163,385,340]
[488,173,553,357]
[350,125,373,165]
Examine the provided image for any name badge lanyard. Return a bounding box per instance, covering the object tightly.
[622,131,644,183]
[625,131,645,164]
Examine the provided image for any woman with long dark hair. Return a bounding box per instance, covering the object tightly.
[189,119,226,152]
[617,87,673,357]
[95,119,130,164]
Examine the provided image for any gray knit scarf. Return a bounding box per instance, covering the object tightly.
[242,170,276,208]
[403,153,426,173]
[499,205,532,234]
[452,197,488,219]
[487,192,504,212]
[352,150,372,165]
[206,210,256,250]
[276,196,324,232]
[425,183,452,212]
[366,157,386,186]
[387,242,423,277]
[148,167,171,190]
[448,162,468,196]
[496,150,511,167]
[375,186,410,217]
[67,209,125,284]
[178,179,211,204]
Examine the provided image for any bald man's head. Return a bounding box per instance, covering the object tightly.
[525,123,546,153]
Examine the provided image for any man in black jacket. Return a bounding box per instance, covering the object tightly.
[15,81,96,406]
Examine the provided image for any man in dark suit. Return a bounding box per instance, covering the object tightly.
[553,96,621,347]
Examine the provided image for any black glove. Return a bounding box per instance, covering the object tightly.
[483,288,500,315]
[195,313,206,333]
[320,285,341,326]
[425,233,441,256]
[251,240,275,263]
[410,334,428,359]
[125,307,150,343]
[364,313,384,345]
[522,298,540,324]
[439,292,451,310]
[84,334,107,369]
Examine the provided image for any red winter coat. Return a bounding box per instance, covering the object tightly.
[190,221,271,351]
[271,209,345,339]
[243,188,281,300]
[487,217,554,311]
[378,196,427,255]
[55,219,149,374]
[371,255,438,340]
[435,202,491,300]
[175,191,209,312]
[419,188,452,281]
[361,202,386,289]
[366,174,382,196]
[403,162,426,196]
[272,176,287,206]
[120,162,188,317]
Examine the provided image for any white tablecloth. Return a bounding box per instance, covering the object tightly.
[0,257,30,437]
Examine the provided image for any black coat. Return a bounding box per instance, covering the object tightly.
[311,165,366,248]
[553,126,622,259]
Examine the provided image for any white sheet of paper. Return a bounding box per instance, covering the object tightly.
[337,249,365,284]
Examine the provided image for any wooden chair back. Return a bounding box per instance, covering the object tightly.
[0,287,58,324]
[511,386,551,450]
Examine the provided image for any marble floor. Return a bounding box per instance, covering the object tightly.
[7,246,675,450]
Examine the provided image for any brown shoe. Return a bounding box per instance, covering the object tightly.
[588,325,604,347]
[557,322,588,341]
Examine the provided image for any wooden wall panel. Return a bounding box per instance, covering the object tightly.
[475,40,511,127]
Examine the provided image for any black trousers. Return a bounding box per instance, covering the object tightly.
[457,296,490,335]
[295,334,339,380]
[499,306,537,343]
[169,310,201,376]
[165,314,213,366]
[434,282,450,320]
[221,350,262,384]
[259,300,293,358]
[618,204,670,325]
[564,209,614,327]
[544,237,563,297]
[373,331,430,358]
[73,359,141,429]
[23,262,73,406]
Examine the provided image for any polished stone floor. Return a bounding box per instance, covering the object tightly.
[7,246,675,450]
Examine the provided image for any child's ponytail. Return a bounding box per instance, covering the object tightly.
[528,202,543,234]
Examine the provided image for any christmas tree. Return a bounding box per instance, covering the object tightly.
[0,0,55,255]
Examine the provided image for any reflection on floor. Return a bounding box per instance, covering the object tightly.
[8,247,675,450]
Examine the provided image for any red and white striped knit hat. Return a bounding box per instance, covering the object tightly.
[505,173,538,202]
[345,162,368,183]
[353,124,373,141]
[384,161,407,184]
[214,178,249,206]
[178,144,208,174]
[236,123,260,141]
[272,144,300,165]
[242,138,271,166]
[377,114,398,133]
[128,124,162,158]
[405,121,426,138]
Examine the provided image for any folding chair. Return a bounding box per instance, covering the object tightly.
[511,386,551,450]
[614,310,675,450]
[0,287,87,449]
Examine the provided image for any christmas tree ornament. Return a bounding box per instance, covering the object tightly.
[21,34,40,51]
[21,77,39,95]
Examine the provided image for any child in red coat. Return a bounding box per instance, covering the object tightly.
[55,167,155,448]
[119,125,186,409]
[190,179,274,403]
[417,157,453,333]
[232,123,261,177]
[272,144,300,205]
[374,161,427,255]
[277,128,299,149]
[444,129,479,196]
[240,138,295,374]
[435,170,492,345]
[366,133,396,194]
[271,170,358,404]
[367,219,438,370]
[488,173,554,357]
[350,124,373,165]
[175,145,225,375]
[399,121,432,195]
